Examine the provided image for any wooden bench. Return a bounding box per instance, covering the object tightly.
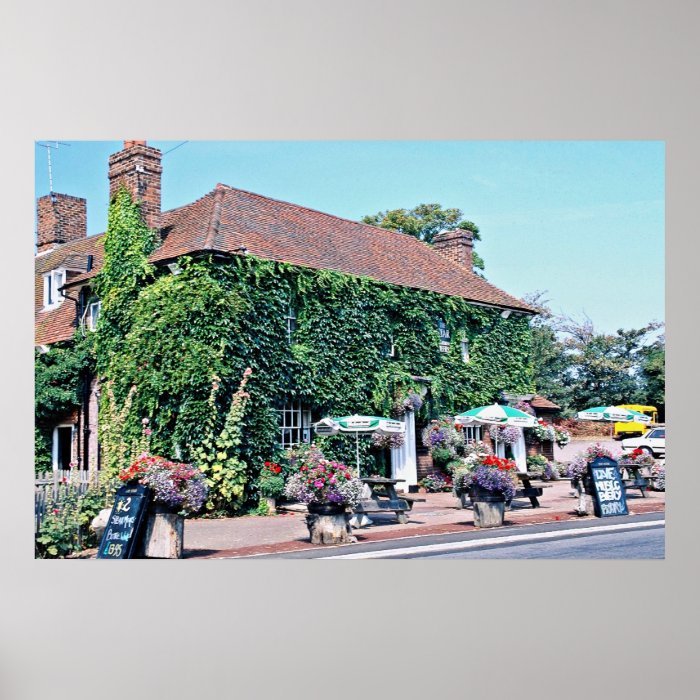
[514,474,553,508]
[394,493,426,510]
[353,498,412,524]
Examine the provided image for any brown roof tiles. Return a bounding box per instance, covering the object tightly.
[38,184,534,345]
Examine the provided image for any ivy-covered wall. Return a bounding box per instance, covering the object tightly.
[102,253,534,494]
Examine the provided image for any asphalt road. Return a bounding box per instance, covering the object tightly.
[252,512,665,559]
[409,526,664,559]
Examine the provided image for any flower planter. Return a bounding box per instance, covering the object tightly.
[306,502,357,544]
[141,503,184,559]
[469,487,506,528]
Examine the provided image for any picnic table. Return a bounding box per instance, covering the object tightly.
[619,464,653,497]
[514,472,553,508]
[351,477,425,525]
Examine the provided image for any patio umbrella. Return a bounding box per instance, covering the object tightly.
[576,405,652,437]
[314,414,405,476]
[455,404,537,428]
[454,404,537,458]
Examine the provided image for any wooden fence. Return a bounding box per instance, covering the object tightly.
[34,469,99,533]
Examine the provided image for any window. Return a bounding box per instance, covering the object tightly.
[649,429,665,439]
[461,338,470,363]
[437,319,450,353]
[42,269,66,309]
[463,425,482,443]
[52,425,74,470]
[277,401,311,449]
[87,301,101,331]
[285,305,297,344]
[383,335,395,358]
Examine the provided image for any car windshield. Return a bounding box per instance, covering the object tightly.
[647,429,665,438]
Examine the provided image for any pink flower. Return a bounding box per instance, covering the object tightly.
[313,479,324,488]
[243,367,253,377]
[142,418,150,425]
[144,428,152,436]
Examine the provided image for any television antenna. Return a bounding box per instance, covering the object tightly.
[37,141,71,194]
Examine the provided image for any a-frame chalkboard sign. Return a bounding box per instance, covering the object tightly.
[96,483,151,559]
[588,457,629,518]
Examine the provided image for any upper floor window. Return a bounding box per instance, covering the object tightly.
[461,338,470,363]
[437,319,450,353]
[87,301,101,331]
[42,269,65,309]
[285,305,297,344]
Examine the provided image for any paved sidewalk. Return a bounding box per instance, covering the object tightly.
[182,479,665,558]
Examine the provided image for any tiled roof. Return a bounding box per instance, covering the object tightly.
[530,394,561,410]
[39,183,534,344]
[35,234,105,345]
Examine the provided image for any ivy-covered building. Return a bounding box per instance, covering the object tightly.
[35,141,535,493]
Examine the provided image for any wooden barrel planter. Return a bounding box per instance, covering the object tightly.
[140,503,185,558]
[469,488,506,528]
[306,502,357,545]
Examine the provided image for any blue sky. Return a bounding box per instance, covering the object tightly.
[35,140,664,334]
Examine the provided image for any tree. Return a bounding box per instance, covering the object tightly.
[558,316,663,410]
[522,291,665,414]
[640,335,665,417]
[522,292,573,410]
[362,203,485,272]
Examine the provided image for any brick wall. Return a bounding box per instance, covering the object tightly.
[108,141,162,230]
[36,193,87,254]
[432,228,474,270]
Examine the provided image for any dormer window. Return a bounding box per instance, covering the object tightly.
[43,269,66,309]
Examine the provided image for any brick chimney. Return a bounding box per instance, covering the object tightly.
[36,193,87,255]
[432,228,474,271]
[108,140,162,230]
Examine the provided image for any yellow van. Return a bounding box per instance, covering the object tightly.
[614,404,658,439]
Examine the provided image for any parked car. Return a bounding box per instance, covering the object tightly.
[621,427,666,457]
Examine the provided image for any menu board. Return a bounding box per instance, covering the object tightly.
[96,483,151,559]
[588,457,629,518]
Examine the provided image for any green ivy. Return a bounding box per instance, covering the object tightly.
[93,188,534,513]
[34,335,95,474]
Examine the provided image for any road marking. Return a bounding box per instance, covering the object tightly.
[319,519,665,559]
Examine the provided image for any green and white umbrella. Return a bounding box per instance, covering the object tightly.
[454,404,536,459]
[576,405,651,438]
[576,406,652,424]
[314,414,405,476]
[455,404,538,428]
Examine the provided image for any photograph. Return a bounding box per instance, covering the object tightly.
[33,139,665,560]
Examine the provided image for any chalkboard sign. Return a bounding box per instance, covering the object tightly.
[588,457,628,518]
[97,483,151,559]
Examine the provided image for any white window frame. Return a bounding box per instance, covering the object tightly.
[52,424,75,471]
[42,268,66,310]
[285,305,297,344]
[461,338,470,363]
[87,301,101,331]
[463,425,482,443]
[277,401,311,449]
